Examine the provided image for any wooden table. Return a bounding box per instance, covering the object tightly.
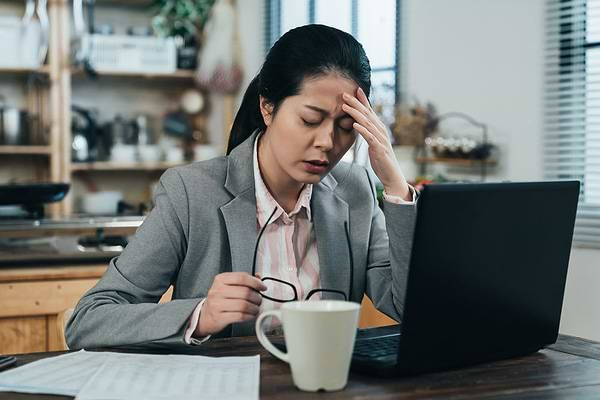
[2,334,600,399]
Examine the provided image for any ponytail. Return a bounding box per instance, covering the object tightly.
[227,76,265,155]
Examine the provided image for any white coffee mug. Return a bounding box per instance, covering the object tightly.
[255,300,360,392]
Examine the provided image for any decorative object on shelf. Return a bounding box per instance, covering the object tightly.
[151,0,215,41]
[422,112,495,161]
[73,0,177,75]
[0,96,30,146]
[76,34,177,75]
[135,115,162,163]
[80,190,123,216]
[392,100,438,147]
[195,0,243,94]
[71,105,100,162]
[0,0,48,69]
[160,88,211,161]
[151,0,216,70]
[180,89,205,114]
[417,112,496,181]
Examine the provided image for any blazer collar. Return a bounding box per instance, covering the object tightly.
[224,129,259,196]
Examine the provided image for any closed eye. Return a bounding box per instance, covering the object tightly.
[302,119,321,127]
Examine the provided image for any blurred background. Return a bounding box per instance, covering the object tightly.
[0,0,598,353]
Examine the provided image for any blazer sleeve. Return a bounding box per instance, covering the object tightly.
[363,170,417,322]
[65,168,203,350]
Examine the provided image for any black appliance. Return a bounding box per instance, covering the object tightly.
[71,105,101,162]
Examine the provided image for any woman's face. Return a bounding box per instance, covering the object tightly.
[259,73,359,185]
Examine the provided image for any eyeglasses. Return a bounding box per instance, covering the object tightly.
[252,207,350,303]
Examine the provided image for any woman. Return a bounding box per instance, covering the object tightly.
[66,24,416,349]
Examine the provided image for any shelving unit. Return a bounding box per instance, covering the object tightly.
[415,112,497,181]
[96,0,153,6]
[0,1,65,212]
[71,69,196,81]
[71,161,188,172]
[0,66,50,76]
[0,146,53,155]
[1,0,237,217]
[415,157,497,167]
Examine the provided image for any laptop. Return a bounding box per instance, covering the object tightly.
[276,180,581,376]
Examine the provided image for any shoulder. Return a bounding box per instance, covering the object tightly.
[157,157,230,205]
[160,156,228,188]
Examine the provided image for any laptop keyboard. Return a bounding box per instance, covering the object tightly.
[353,335,400,360]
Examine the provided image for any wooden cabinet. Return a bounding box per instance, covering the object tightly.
[0,265,107,353]
[0,264,176,354]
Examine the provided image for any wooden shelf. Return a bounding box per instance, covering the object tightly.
[96,0,153,7]
[71,161,189,172]
[0,66,50,76]
[0,146,52,155]
[71,69,195,81]
[416,157,497,167]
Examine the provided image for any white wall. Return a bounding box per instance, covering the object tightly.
[405,0,600,341]
[560,248,600,340]
[405,0,544,182]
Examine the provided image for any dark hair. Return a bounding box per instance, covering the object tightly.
[226,24,371,155]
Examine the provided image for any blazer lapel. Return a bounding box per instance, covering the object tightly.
[220,130,261,337]
[312,175,353,302]
[220,190,258,278]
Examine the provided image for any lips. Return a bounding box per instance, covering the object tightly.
[306,160,329,166]
[303,160,329,174]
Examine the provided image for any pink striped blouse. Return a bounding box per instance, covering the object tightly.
[253,137,321,331]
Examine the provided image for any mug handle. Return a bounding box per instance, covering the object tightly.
[255,310,289,363]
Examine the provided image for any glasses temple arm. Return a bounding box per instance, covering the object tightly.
[252,207,279,276]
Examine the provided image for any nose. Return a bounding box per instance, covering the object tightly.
[314,124,334,152]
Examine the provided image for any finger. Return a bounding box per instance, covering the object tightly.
[342,93,372,123]
[356,87,373,112]
[357,87,388,133]
[353,122,381,147]
[221,286,263,306]
[218,272,267,291]
[344,91,381,131]
[217,299,261,315]
[342,102,388,144]
[341,103,373,134]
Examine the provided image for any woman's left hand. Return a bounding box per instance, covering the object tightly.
[342,87,411,200]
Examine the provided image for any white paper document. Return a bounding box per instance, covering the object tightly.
[76,354,260,400]
[0,350,117,396]
[0,350,260,400]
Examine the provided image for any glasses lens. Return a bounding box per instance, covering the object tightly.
[263,278,297,302]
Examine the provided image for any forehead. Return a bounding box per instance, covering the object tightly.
[292,73,359,110]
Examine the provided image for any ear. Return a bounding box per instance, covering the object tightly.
[259,96,274,127]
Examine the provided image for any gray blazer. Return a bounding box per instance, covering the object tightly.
[66,131,416,350]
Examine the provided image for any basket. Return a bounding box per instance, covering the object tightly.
[79,34,177,74]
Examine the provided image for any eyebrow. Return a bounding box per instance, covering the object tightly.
[304,105,353,119]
